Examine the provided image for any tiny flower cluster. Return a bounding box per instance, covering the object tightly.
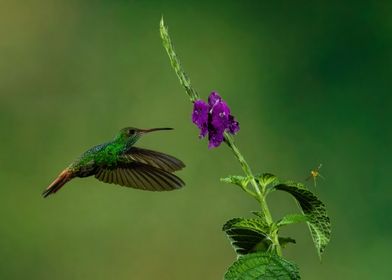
[192,92,240,148]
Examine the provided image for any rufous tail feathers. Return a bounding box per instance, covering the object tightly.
[42,169,73,198]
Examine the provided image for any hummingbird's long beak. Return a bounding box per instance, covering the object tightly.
[141,127,173,134]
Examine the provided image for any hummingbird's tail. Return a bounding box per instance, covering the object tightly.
[42,169,73,198]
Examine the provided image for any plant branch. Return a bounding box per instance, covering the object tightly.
[160,17,282,256]
[224,133,282,256]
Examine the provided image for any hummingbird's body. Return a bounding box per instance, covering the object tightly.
[43,127,185,197]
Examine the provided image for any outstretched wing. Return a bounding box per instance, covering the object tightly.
[122,147,185,172]
[94,162,185,191]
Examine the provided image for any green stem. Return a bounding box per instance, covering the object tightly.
[261,196,282,256]
[224,133,282,256]
[160,17,199,102]
[224,133,262,197]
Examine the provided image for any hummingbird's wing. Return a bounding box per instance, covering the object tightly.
[122,147,185,172]
[94,162,185,191]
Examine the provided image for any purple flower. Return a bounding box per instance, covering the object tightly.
[192,100,209,137]
[208,91,222,107]
[228,115,240,134]
[192,91,240,148]
[208,126,225,148]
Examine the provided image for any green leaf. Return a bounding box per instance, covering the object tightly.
[255,173,279,188]
[277,214,308,227]
[224,252,300,280]
[251,211,265,219]
[274,182,331,258]
[221,175,250,188]
[223,218,272,255]
[279,237,296,248]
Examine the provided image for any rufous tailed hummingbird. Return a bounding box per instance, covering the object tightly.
[43,127,185,197]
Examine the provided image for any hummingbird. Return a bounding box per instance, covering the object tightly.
[42,127,185,197]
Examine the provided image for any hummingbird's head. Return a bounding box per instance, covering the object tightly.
[116,127,173,146]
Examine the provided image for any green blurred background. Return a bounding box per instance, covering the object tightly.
[0,1,390,279]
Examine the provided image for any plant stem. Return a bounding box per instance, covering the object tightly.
[160,17,199,102]
[160,17,282,256]
[224,133,282,256]
[224,133,261,197]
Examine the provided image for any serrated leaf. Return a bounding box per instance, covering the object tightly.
[277,214,308,227]
[221,175,249,188]
[283,181,308,190]
[251,211,265,219]
[255,173,279,188]
[279,237,296,248]
[275,182,331,258]
[223,218,271,255]
[224,252,300,280]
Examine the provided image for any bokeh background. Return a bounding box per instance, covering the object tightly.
[0,1,391,279]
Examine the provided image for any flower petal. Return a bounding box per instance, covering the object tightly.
[208,127,225,148]
[208,91,222,107]
[192,100,209,138]
[228,115,240,134]
[211,101,231,131]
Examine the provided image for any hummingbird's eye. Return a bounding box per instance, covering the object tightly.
[128,129,136,135]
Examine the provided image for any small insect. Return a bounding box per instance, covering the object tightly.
[306,164,324,187]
